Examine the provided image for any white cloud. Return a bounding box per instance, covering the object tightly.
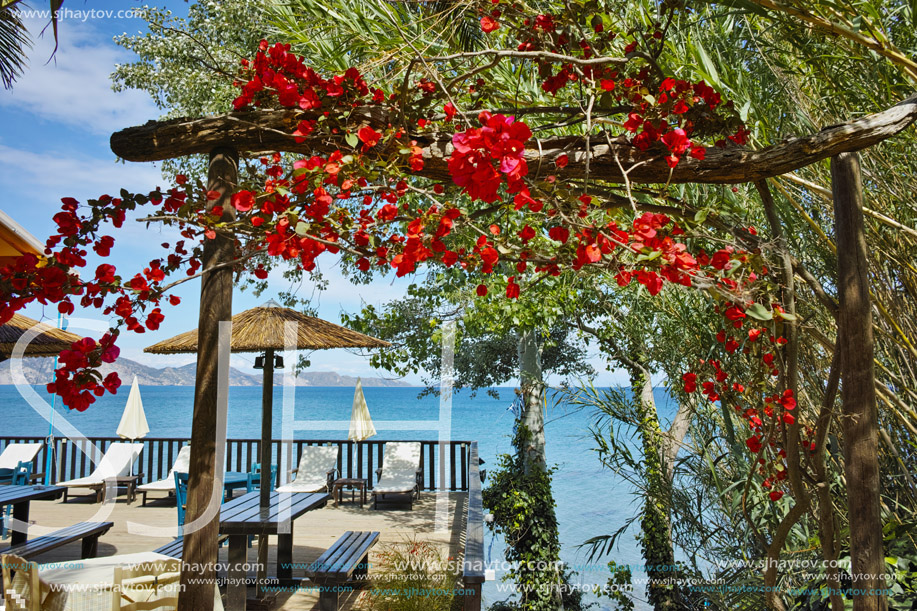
[0,17,158,134]
[0,143,162,196]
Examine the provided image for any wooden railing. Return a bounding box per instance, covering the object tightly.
[0,436,473,491]
[463,441,486,611]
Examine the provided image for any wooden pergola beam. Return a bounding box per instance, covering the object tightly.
[110,94,917,185]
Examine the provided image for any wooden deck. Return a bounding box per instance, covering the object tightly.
[12,489,468,610]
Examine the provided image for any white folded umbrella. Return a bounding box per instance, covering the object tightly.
[348,378,376,442]
[116,376,149,477]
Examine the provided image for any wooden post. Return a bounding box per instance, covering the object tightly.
[178,147,238,611]
[256,348,274,597]
[831,152,887,611]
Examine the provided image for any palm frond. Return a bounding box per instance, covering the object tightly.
[0,3,30,90]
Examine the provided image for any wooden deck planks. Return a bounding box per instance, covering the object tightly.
[18,489,467,610]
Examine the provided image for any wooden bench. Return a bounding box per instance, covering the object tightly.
[305,531,379,611]
[153,535,229,559]
[0,521,113,560]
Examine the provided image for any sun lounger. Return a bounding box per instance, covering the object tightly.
[57,442,143,502]
[137,445,191,506]
[372,442,422,509]
[276,445,339,493]
[0,443,42,484]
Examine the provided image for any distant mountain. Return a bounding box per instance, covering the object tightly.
[0,357,409,387]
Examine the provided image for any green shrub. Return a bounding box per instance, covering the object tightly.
[359,537,460,611]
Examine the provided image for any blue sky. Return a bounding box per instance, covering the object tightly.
[0,1,629,386]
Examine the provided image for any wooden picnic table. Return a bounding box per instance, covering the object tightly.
[219,490,330,609]
[0,484,64,545]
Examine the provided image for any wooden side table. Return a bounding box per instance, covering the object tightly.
[332,478,367,507]
[106,474,143,503]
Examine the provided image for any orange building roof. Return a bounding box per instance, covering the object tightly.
[0,210,45,266]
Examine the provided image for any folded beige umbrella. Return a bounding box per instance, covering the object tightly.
[348,378,377,442]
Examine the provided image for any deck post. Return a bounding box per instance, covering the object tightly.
[831,152,886,611]
[463,442,485,611]
[178,147,238,611]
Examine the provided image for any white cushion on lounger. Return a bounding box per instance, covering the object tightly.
[138,445,191,492]
[276,445,339,493]
[374,442,421,493]
[0,443,42,470]
[57,442,143,489]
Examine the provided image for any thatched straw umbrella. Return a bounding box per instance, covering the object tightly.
[0,313,83,361]
[144,300,389,508]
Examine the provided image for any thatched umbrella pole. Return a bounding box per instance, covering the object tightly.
[255,347,274,598]
[260,348,274,508]
[179,147,238,611]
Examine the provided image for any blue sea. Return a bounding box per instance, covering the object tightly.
[0,383,676,610]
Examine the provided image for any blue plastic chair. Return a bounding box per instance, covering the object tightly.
[1,461,33,539]
[174,471,189,539]
[175,472,247,546]
[246,463,278,494]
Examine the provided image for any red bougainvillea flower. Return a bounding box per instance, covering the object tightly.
[746,435,762,453]
[449,112,532,203]
[662,128,690,156]
[231,190,255,212]
[682,372,697,393]
[769,490,784,502]
[555,154,569,168]
[480,16,500,32]
[548,226,569,243]
[779,389,796,410]
[506,277,520,299]
[357,126,382,150]
[476,284,488,297]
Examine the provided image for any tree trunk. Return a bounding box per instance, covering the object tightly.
[178,147,238,611]
[518,329,546,475]
[516,329,563,611]
[630,366,681,610]
[831,152,887,611]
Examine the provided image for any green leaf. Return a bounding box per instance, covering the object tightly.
[739,99,752,122]
[294,221,309,236]
[746,303,773,321]
[693,40,721,89]
[345,132,359,148]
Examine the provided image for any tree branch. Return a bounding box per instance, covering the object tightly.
[110,94,917,185]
